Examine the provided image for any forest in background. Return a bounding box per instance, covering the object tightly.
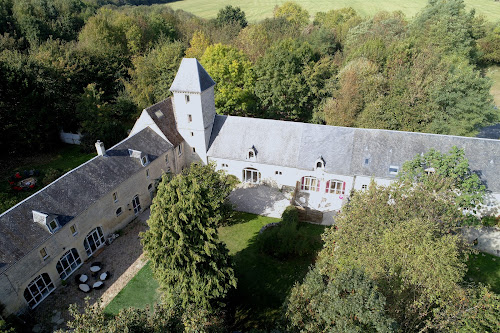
[1,0,500,159]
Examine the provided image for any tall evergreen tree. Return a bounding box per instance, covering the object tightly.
[141,163,238,311]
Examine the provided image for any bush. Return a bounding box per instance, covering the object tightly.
[42,168,62,185]
[256,206,314,259]
[482,215,500,228]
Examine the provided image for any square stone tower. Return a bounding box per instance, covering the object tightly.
[170,58,216,164]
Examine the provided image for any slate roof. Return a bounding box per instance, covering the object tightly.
[144,98,184,146]
[208,115,500,192]
[169,58,216,93]
[0,127,171,273]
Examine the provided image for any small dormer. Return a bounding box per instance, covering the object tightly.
[424,167,436,175]
[128,149,150,166]
[315,156,325,170]
[33,210,60,234]
[247,146,257,161]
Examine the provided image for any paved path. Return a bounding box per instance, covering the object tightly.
[229,184,291,218]
[463,226,500,257]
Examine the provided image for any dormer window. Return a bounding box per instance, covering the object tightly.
[315,156,325,170]
[185,95,190,103]
[247,146,257,161]
[425,167,435,175]
[188,114,192,122]
[47,218,60,233]
[141,155,149,166]
[33,210,60,234]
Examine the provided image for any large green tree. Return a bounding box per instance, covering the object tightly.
[216,5,247,29]
[286,267,396,332]
[254,38,335,121]
[141,163,238,311]
[201,43,257,116]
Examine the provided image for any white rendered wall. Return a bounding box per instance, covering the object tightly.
[172,87,216,164]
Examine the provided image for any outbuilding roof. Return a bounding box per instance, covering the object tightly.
[208,115,500,192]
[169,58,216,93]
[0,127,171,273]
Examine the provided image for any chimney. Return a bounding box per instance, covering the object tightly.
[95,140,106,156]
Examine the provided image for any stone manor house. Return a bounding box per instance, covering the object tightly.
[1,58,500,316]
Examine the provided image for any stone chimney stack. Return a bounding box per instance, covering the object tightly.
[95,140,106,156]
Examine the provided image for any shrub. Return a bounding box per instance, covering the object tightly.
[42,168,62,185]
[256,206,314,259]
[482,215,500,228]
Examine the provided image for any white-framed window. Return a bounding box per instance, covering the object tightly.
[112,192,118,203]
[24,273,55,309]
[40,247,48,260]
[315,156,325,170]
[70,224,77,236]
[185,94,190,103]
[116,207,122,216]
[361,184,368,190]
[247,146,257,161]
[141,155,149,166]
[192,147,196,154]
[47,219,60,233]
[146,169,150,179]
[364,158,370,165]
[190,132,194,137]
[178,144,182,156]
[167,167,172,173]
[326,180,345,195]
[188,114,192,122]
[84,227,105,257]
[243,168,261,184]
[56,248,82,280]
[425,167,435,175]
[301,176,320,192]
[389,166,399,175]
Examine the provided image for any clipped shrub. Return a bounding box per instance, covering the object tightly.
[256,206,315,259]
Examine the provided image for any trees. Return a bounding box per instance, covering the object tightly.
[254,38,335,121]
[273,1,309,28]
[216,5,247,29]
[286,267,396,332]
[141,163,237,312]
[201,43,257,116]
[125,40,184,108]
[400,147,485,212]
[185,30,210,59]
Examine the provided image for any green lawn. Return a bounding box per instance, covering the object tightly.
[166,0,500,22]
[466,251,500,294]
[103,212,326,330]
[0,144,95,213]
[105,262,161,315]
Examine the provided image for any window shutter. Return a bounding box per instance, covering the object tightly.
[301,177,305,190]
[317,180,320,192]
[342,181,346,194]
[326,180,330,193]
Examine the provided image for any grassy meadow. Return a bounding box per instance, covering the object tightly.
[486,65,500,108]
[167,0,500,22]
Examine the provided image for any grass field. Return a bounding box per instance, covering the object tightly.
[466,251,500,294]
[167,0,500,22]
[105,262,161,315]
[103,212,326,329]
[486,65,500,108]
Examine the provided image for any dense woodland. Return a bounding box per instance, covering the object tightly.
[1,0,500,158]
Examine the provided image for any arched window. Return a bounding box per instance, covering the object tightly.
[243,168,261,184]
[84,227,105,257]
[301,176,320,192]
[56,248,82,280]
[24,273,55,309]
[326,180,345,195]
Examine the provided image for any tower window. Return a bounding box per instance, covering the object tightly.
[40,247,48,260]
[185,95,190,103]
[192,147,196,153]
[188,114,192,123]
[191,132,194,136]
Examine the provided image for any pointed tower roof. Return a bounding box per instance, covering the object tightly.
[169,58,216,93]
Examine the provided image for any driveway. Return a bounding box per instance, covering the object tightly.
[229,184,291,218]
